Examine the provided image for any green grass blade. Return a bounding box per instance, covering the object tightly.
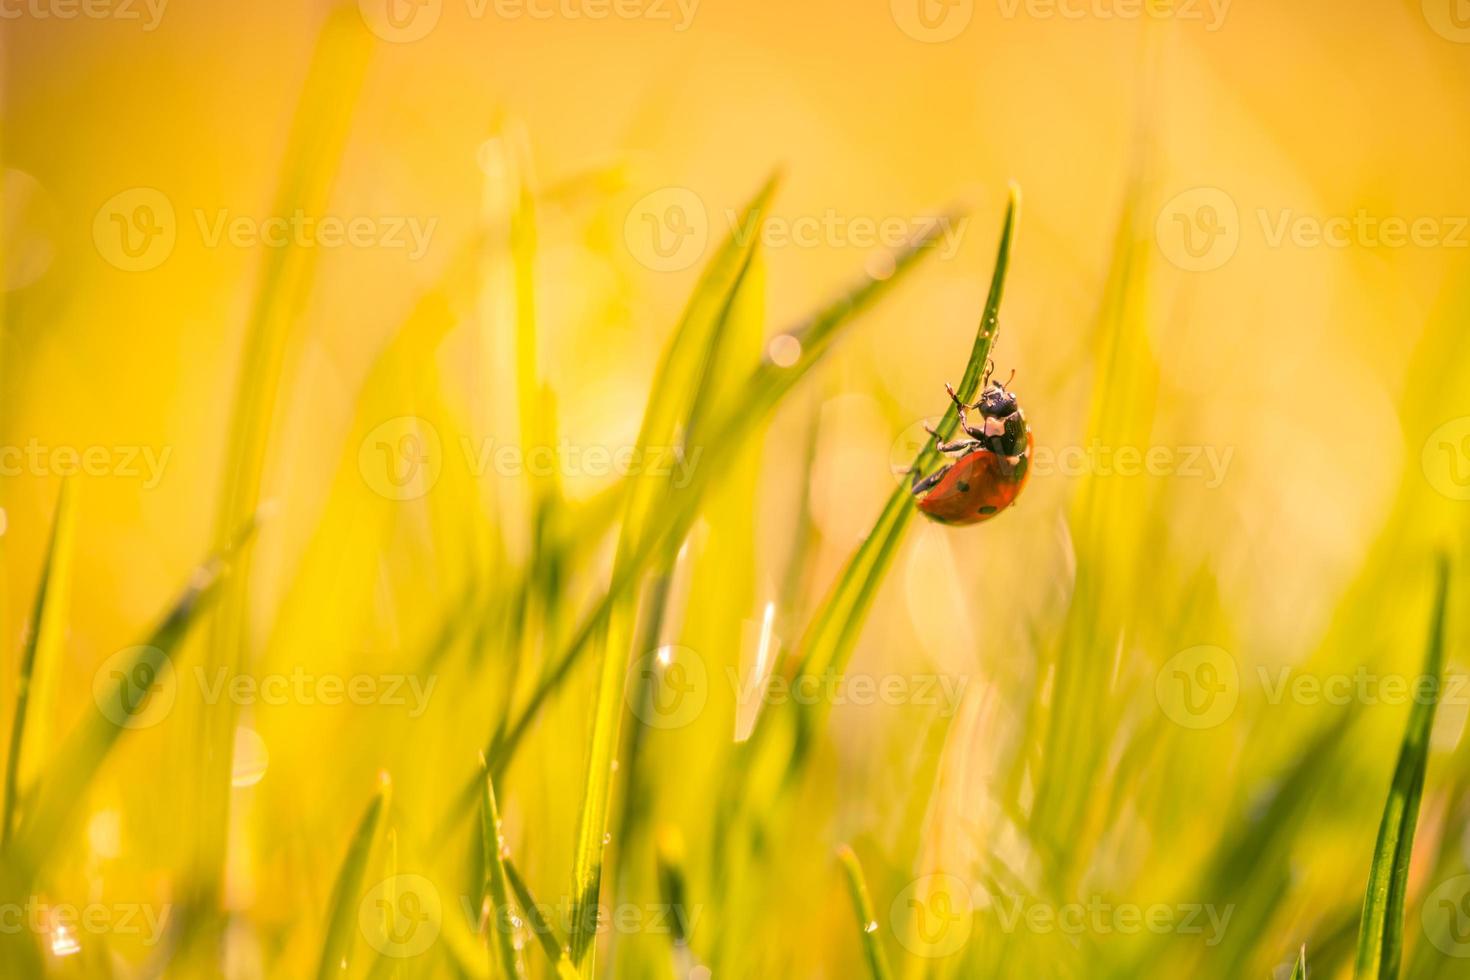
[837,845,893,980]
[2,479,76,844]
[316,776,391,980]
[199,4,373,932]
[791,184,1018,708]
[1291,945,1308,980]
[480,761,523,980]
[1353,555,1451,980]
[566,174,775,976]
[506,858,574,973]
[8,531,247,874]
[479,192,959,787]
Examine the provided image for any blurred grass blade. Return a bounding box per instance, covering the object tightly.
[480,761,523,980]
[655,826,691,947]
[1292,945,1308,980]
[567,174,776,975]
[2,479,76,844]
[791,184,1018,705]
[316,777,391,980]
[1353,556,1450,980]
[837,845,892,980]
[506,859,575,974]
[8,528,248,874]
[199,3,373,933]
[480,190,960,786]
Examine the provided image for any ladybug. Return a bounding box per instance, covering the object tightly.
[910,367,1032,526]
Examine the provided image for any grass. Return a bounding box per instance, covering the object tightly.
[4,9,1469,979]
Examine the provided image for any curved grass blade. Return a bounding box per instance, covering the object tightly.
[8,528,250,874]
[837,845,892,980]
[506,858,575,975]
[200,5,374,939]
[479,761,523,980]
[788,184,1019,727]
[316,776,391,980]
[567,174,776,976]
[1353,555,1451,980]
[2,479,76,844]
[705,191,1015,971]
[478,192,960,787]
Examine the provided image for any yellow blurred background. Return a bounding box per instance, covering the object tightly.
[4,0,1470,977]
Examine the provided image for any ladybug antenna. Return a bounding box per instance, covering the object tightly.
[982,359,995,386]
[994,368,1015,389]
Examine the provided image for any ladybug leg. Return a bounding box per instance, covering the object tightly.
[959,418,988,442]
[923,424,982,455]
[943,382,977,412]
[910,461,952,495]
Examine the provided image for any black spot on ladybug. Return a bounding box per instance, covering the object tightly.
[978,505,998,515]
[956,481,970,493]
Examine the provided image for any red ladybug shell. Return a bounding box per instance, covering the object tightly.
[916,432,1033,526]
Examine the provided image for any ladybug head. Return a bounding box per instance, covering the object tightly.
[978,379,1018,419]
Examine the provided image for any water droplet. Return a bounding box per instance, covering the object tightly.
[864,251,896,281]
[864,920,878,934]
[768,333,802,367]
[49,924,80,957]
[231,726,269,787]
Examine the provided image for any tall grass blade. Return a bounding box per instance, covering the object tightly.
[566,173,776,975]
[480,193,961,785]
[197,5,373,939]
[316,776,391,980]
[837,845,893,980]
[1353,556,1451,979]
[9,530,248,874]
[480,760,523,980]
[2,479,76,844]
[506,858,575,974]
[1291,945,1308,980]
[787,185,1018,735]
